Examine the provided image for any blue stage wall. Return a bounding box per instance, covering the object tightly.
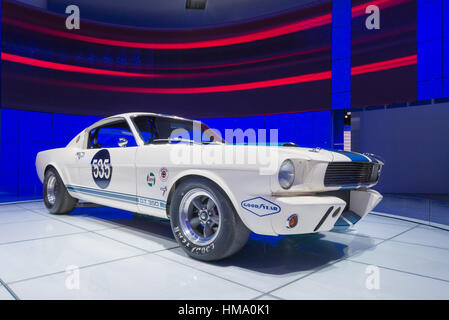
[198,111,331,148]
[417,0,449,99]
[0,109,102,202]
[351,101,449,195]
[331,0,351,110]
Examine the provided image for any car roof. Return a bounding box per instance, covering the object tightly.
[84,112,201,134]
[106,112,196,123]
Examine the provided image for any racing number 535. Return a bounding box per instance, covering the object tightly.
[92,158,111,179]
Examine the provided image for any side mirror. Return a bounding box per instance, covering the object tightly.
[118,137,128,148]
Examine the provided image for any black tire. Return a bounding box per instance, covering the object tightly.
[170,177,250,261]
[43,167,78,214]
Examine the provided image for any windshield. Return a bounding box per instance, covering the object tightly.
[132,115,225,145]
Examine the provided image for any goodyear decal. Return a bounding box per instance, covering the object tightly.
[241,197,281,217]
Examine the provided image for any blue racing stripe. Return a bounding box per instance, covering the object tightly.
[68,185,137,203]
[328,149,371,162]
[66,185,166,210]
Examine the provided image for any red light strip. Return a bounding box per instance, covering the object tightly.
[68,55,415,93]
[0,52,154,77]
[1,51,328,79]
[82,55,415,93]
[351,55,416,75]
[2,52,416,93]
[3,14,331,50]
[3,0,409,50]
[63,70,332,94]
[351,0,410,17]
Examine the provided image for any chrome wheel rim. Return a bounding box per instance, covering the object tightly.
[46,175,57,205]
[178,188,221,245]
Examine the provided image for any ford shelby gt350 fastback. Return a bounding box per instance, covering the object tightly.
[36,112,383,261]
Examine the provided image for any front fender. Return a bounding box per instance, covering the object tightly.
[169,169,280,234]
[168,169,240,214]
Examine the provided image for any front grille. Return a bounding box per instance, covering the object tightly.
[324,162,380,187]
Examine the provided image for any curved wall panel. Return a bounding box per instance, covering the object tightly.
[1,0,333,118]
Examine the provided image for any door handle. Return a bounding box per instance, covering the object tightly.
[76,152,85,159]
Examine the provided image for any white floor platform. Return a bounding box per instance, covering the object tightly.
[0,201,448,300]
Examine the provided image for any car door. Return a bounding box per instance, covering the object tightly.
[129,115,171,218]
[135,144,171,218]
[75,118,139,212]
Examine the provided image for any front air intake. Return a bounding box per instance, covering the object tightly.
[324,162,380,187]
[314,206,334,232]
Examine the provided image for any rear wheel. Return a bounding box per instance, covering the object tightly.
[43,168,77,214]
[170,177,250,261]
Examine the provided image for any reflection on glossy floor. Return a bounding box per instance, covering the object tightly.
[0,201,448,300]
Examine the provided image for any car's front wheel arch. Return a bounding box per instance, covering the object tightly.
[166,174,238,219]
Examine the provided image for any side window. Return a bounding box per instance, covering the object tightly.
[88,120,137,149]
[133,116,157,143]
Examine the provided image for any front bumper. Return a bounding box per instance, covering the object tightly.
[334,189,383,228]
[268,189,383,235]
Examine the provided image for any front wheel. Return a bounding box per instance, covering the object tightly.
[170,178,250,261]
[43,167,78,214]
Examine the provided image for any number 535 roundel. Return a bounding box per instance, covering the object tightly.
[36,112,383,261]
[91,149,112,189]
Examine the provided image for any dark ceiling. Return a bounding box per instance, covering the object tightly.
[15,0,328,28]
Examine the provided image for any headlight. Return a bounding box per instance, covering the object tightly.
[278,160,295,189]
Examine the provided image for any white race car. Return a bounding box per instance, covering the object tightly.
[36,112,383,261]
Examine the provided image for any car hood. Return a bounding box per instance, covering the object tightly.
[215,144,381,163]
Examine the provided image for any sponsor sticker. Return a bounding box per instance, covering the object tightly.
[91,149,112,189]
[160,186,167,196]
[241,197,281,216]
[147,172,156,187]
[159,167,169,182]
